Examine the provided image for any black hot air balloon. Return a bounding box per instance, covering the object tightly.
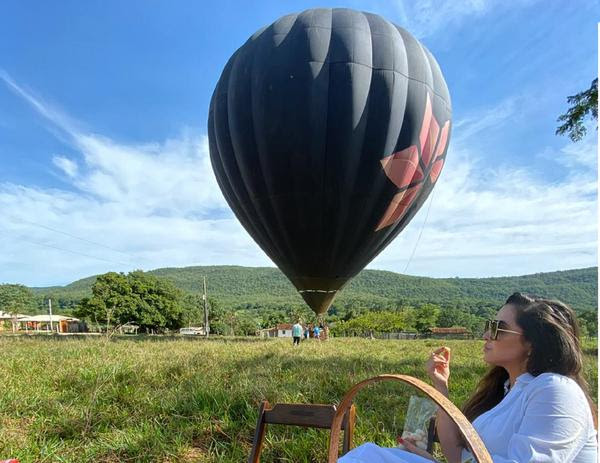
[209,8,451,315]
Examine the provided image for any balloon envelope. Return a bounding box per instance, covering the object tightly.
[209,8,451,314]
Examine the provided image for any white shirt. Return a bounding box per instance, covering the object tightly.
[461,372,597,462]
[340,372,597,463]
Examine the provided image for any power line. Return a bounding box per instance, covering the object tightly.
[0,228,133,267]
[6,215,139,261]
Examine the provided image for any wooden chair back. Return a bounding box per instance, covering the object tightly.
[248,401,356,463]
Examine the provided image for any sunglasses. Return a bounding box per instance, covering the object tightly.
[484,319,523,340]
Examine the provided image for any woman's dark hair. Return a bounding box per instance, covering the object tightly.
[462,293,596,427]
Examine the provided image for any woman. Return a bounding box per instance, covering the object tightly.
[340,293,597,462]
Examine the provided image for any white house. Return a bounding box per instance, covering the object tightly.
[18,314,83,333]
[276,323,294,337]
[259,323,296,338]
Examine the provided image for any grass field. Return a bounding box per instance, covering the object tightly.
[1,336,597,462]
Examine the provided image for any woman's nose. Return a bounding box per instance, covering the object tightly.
[482,330,490,341]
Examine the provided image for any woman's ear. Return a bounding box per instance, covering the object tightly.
[525,341,533,357]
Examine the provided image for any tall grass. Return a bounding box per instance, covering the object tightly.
[0,336,597,462]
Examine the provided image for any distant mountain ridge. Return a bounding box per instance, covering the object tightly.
[31,266,598,312]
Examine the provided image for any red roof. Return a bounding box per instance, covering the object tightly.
[276,323,293,330]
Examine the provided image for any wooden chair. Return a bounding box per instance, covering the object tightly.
[327,375,492,463]
[248,401,356,463]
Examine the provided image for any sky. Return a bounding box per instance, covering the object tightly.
[0,0,597,287]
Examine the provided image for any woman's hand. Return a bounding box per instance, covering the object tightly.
[426,346,451,391]
[398,436,438,461]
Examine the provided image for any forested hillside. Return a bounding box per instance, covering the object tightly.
[31,266,597,312]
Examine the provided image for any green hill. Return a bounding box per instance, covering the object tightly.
[31,266,598,313]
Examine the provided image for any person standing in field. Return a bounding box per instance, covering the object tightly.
[292,320,302,346]
[340,293,597,462]
[313,324,321,341]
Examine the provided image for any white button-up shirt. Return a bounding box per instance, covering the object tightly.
[462,372,597,462]
[340,372,597,463]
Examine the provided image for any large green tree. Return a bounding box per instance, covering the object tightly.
[414,304,441,332]
[75,271,186,332]
[128,271,185,331]
[76,272,136,330]
[181,293,205,327]
[331,310,417,336]
[437,306,484,334]
[556,78,598,142]
[0,284,35,314]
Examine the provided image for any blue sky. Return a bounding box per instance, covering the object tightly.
[0,0,597,287]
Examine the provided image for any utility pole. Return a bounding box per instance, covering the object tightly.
[203,276,210,337]
[48,298,54,333]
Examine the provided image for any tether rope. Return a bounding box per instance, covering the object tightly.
[403,187,436,274]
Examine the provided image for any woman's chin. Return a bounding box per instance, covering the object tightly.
[482,350,494,364]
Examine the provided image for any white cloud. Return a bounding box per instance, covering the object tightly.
[370,103,597,277]
[52,156,78,177]
[538,130,598,172]
[0,133,271,286]
[451,97,520,145]
[0,73,596,286]
[389,0,540,38]
[0,69,82,138]
[0,73,272,286]
[71,131,227,215]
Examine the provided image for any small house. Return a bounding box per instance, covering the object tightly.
[276,323,293,337]
[258,323,297,338]
[18,314,85,334]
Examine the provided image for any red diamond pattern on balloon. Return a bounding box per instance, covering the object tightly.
[375,184,422,231]
[379,145,419,188]
[375,94,451,231]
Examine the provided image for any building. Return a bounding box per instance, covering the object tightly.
[18,314,85,334]
[120,323,140,334]
[276,323,294,337]
[259,323,296,338]
[179,326,205,336]
[0,310,28,332]
[425,327,472,339]
[0,310,26,319]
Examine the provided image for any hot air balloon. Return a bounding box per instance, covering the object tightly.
[208,8,451,315]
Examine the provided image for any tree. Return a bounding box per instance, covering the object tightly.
[75,272,135,331]
[74,271,186,332]
[0,284,35,314]
[181,294,205,327]
[234,310,261,335]
[127,271,185,331]
[414,304,440,332]
[556,78,598,142]
[205,297,228,332]
[330,310,416,337]
[577,311,597,338]
[438,306,483,334]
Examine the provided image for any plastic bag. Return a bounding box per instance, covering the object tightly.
[397,395,438,451]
